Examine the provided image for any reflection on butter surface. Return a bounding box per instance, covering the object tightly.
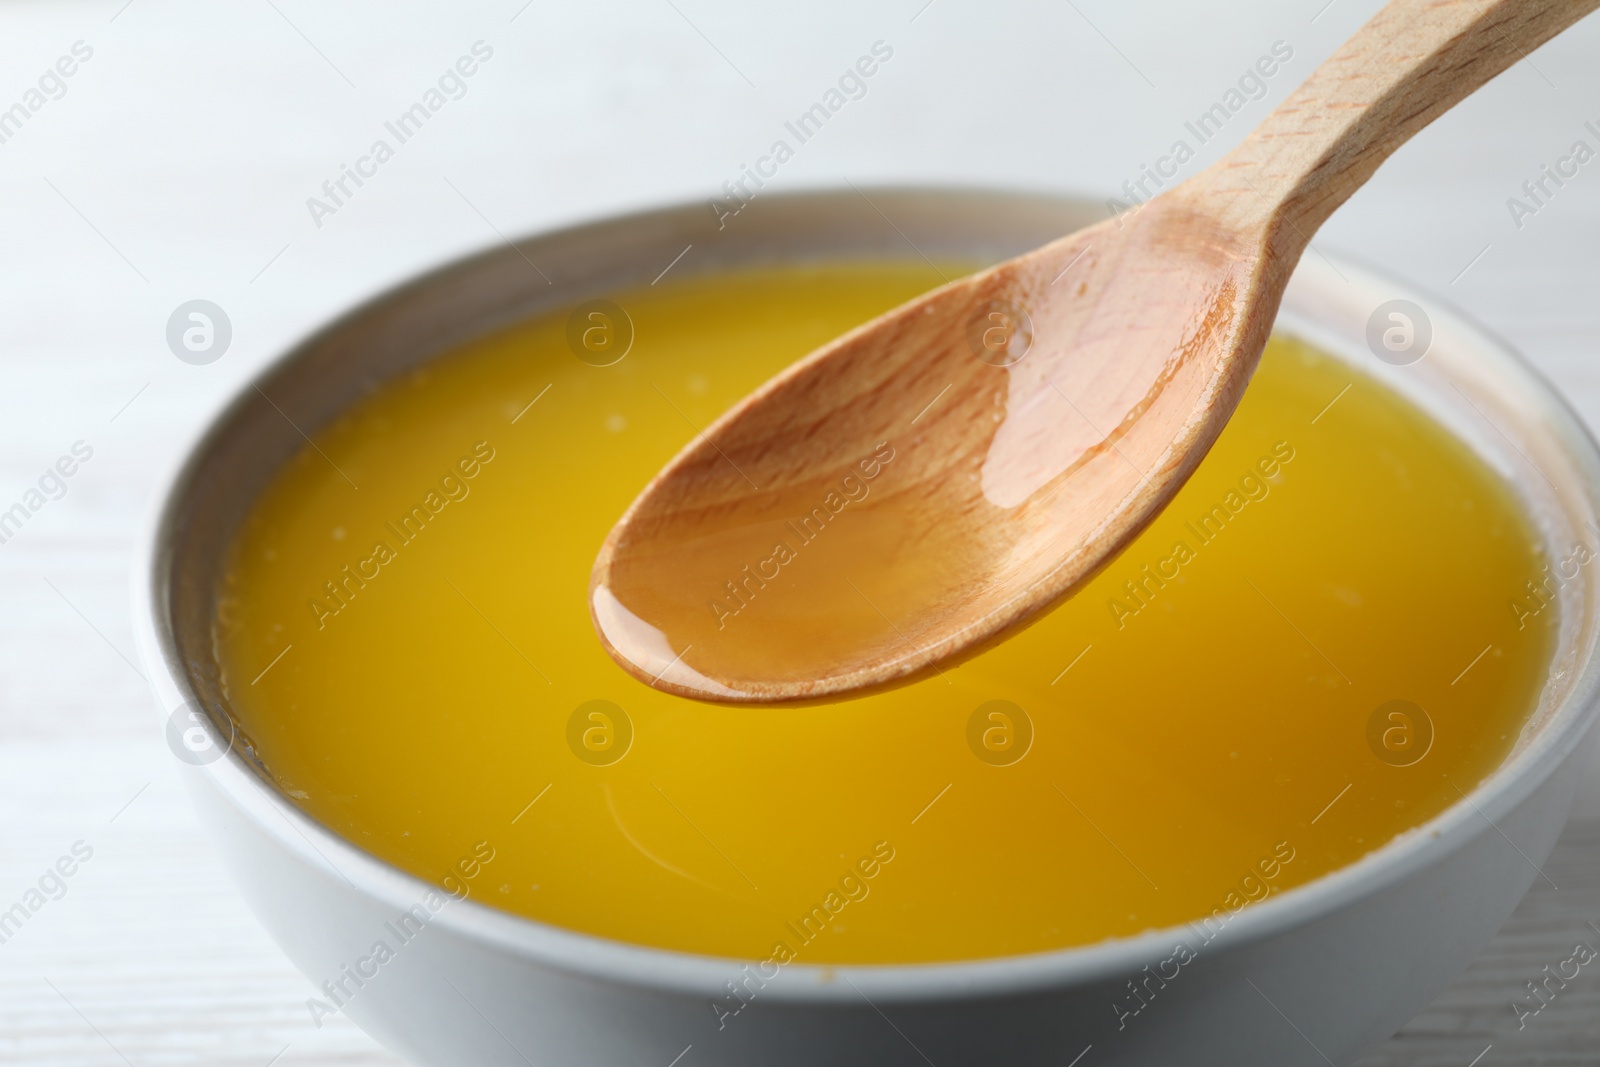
[215,262,1554,964]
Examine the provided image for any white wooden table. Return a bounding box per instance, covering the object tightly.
[2,1,1597,1062]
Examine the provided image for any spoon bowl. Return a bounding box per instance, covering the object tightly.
[591,199,1274,701]
[594,0,1599,702]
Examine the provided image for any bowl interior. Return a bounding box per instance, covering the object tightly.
[155,188,1108,773]
[1278,255,1600,759]
[147,186,1600,991]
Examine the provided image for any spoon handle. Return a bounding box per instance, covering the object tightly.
[1204,0,1597,253]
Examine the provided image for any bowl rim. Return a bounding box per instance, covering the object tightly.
[132,183,1600,1005]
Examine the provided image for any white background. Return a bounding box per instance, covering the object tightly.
[1,0,1598,1062]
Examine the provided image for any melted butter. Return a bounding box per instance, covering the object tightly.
[215,261,1555,964]
[594,235,1251,700]
[591,427,1008,698]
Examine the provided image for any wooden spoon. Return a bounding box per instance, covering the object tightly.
[591,0,1595,703]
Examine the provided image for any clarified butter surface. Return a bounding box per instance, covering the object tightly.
[214,261,1555,964]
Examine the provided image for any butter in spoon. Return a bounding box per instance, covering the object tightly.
[591,0,1597,703]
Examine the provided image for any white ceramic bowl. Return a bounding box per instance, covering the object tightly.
[134,188,1600,1066]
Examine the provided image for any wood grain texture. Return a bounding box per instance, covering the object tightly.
[1353,819,1600,1067]
[2,0,1599,1063]
[1217,0,1600,241]
[592,0,1600,704]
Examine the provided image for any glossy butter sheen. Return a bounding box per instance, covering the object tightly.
[214,262,1554,964]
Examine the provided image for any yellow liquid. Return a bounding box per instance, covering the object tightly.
[215,262,1554,964]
